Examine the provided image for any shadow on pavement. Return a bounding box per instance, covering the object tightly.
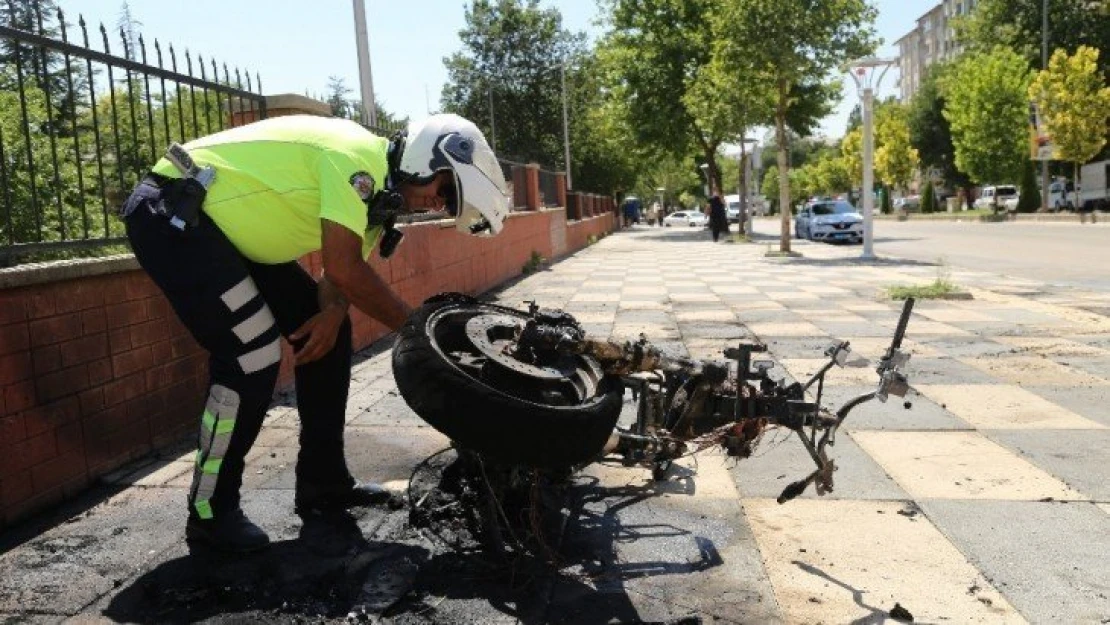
[104,511,430,623]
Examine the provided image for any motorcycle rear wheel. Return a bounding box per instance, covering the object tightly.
[392,294,624,468]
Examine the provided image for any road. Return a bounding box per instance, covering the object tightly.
[753,217,1110,290]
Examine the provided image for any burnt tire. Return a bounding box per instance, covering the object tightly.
[392,295,624,468]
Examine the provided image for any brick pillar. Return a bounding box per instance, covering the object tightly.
[231,93,331,127]
[556,172,567,209]
[525,163,541,211]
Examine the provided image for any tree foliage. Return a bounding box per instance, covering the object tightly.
[940,46,1033,185]
[920,178,937,213]
[1016,158,1040,212]
[908,63,971,193]
[874,102,919,191]
[1029,46,1110,170]
[597,0,733,193]
[955,0,1110,78]
[713,0,876,251]
[442,0,584,167]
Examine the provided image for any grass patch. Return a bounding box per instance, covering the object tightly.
[887,280,965,300]
[521,250,546,275]
[886,256,972,300]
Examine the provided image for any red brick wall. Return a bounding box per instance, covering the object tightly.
[0,209,612,528]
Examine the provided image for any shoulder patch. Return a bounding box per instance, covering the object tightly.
[349,172,376,201]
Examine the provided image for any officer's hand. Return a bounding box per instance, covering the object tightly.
[289,306,346,365]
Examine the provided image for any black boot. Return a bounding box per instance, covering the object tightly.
[185,509,270,553]
[295,481,397,514]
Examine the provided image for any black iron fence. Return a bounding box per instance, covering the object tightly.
[0,6,265,266]
[538,167,560,208]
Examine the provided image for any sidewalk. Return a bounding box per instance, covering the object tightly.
[2,226,1108,623]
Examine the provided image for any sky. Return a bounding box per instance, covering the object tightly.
[75,0,941,142]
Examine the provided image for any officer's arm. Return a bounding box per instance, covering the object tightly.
[321,219,412,330]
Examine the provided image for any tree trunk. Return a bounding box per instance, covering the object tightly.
[776,78,791,253]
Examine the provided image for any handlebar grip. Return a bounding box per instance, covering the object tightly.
[890,297,914,350]
[776,479,809,504]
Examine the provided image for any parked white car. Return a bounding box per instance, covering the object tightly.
[794,200,863,243]
[974,185,1018,211]
[663,211,708,228]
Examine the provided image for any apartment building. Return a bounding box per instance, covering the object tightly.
[895,0,978,102]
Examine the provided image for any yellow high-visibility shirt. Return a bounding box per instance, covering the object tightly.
[151,115,388,263]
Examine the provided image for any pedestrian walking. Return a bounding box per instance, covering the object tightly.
[708,193,728,242]
[120,113,508,552]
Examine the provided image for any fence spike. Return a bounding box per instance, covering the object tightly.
[119,26,130,60]
[169,44,178,71]
[99,22,110,54]
[234,67,243,90]
[245,71,252,93]
[79,14,89,48]
[154,39,163,68]
[255,72,262,94]
[198,54,206,80]
[57,8,69,43]
[185,49,194,75]
[223,63,230,85]
[139,33,148,63]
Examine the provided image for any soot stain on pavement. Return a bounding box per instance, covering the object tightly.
[101,450,651,624]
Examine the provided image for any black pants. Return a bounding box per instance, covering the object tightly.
[124,182,354,520]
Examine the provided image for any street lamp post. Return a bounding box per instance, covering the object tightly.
[737,137,758,235]
[352,0,377,127]
[1040,0,1050,212]
[698,163,710,199]
[846,57,896,261]
[561,63,572,191]
[656,187,666,221]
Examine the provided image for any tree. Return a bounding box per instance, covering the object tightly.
[955,0,1110,79]
[715,0,876,252]
[874,102,919,192]
[908,63,973,205]
[941,46,1032,188]
[597,0,734,194]
[920,178,937,213]
[325,76,352,119]
[1029,46,1110,196]
[442,0,584,166]
[761,165,779,213]
[1016,158,1040,213]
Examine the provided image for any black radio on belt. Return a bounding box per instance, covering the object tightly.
[368,189,405,259]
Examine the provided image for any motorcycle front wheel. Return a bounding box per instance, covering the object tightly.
[392,293,624,468]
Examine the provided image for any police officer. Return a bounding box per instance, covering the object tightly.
[122,113,509,552]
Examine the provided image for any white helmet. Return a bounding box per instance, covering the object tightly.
[395,113,509,236]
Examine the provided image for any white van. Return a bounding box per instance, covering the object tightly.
[974,185,1018,211]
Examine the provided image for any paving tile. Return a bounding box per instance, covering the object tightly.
[747,321,828,338]
[982,429,1110,500]
[993,335,1109,358]
[553,462,784,624]
[915,384,1106,429]
[900,356,1001,385]
[813,385,972,431]
[916,307,999,323]
[960,355,1110,387]
[918,500,1110,625]
[570,291,622,303]
[852,431,1087,500]
[780,358,882,386]
[729,429,908,500]
[743,499,1022,624]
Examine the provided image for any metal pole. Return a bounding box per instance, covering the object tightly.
[739,140,748,235]
[861,86,876,259]
[561,63,572,190]
[1040,0,1050,212]
[487,84,496,152]
[352,0,377,127]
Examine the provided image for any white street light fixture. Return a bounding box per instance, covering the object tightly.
[846,56,896,260]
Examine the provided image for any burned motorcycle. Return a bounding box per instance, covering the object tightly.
[393,292,914,504]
